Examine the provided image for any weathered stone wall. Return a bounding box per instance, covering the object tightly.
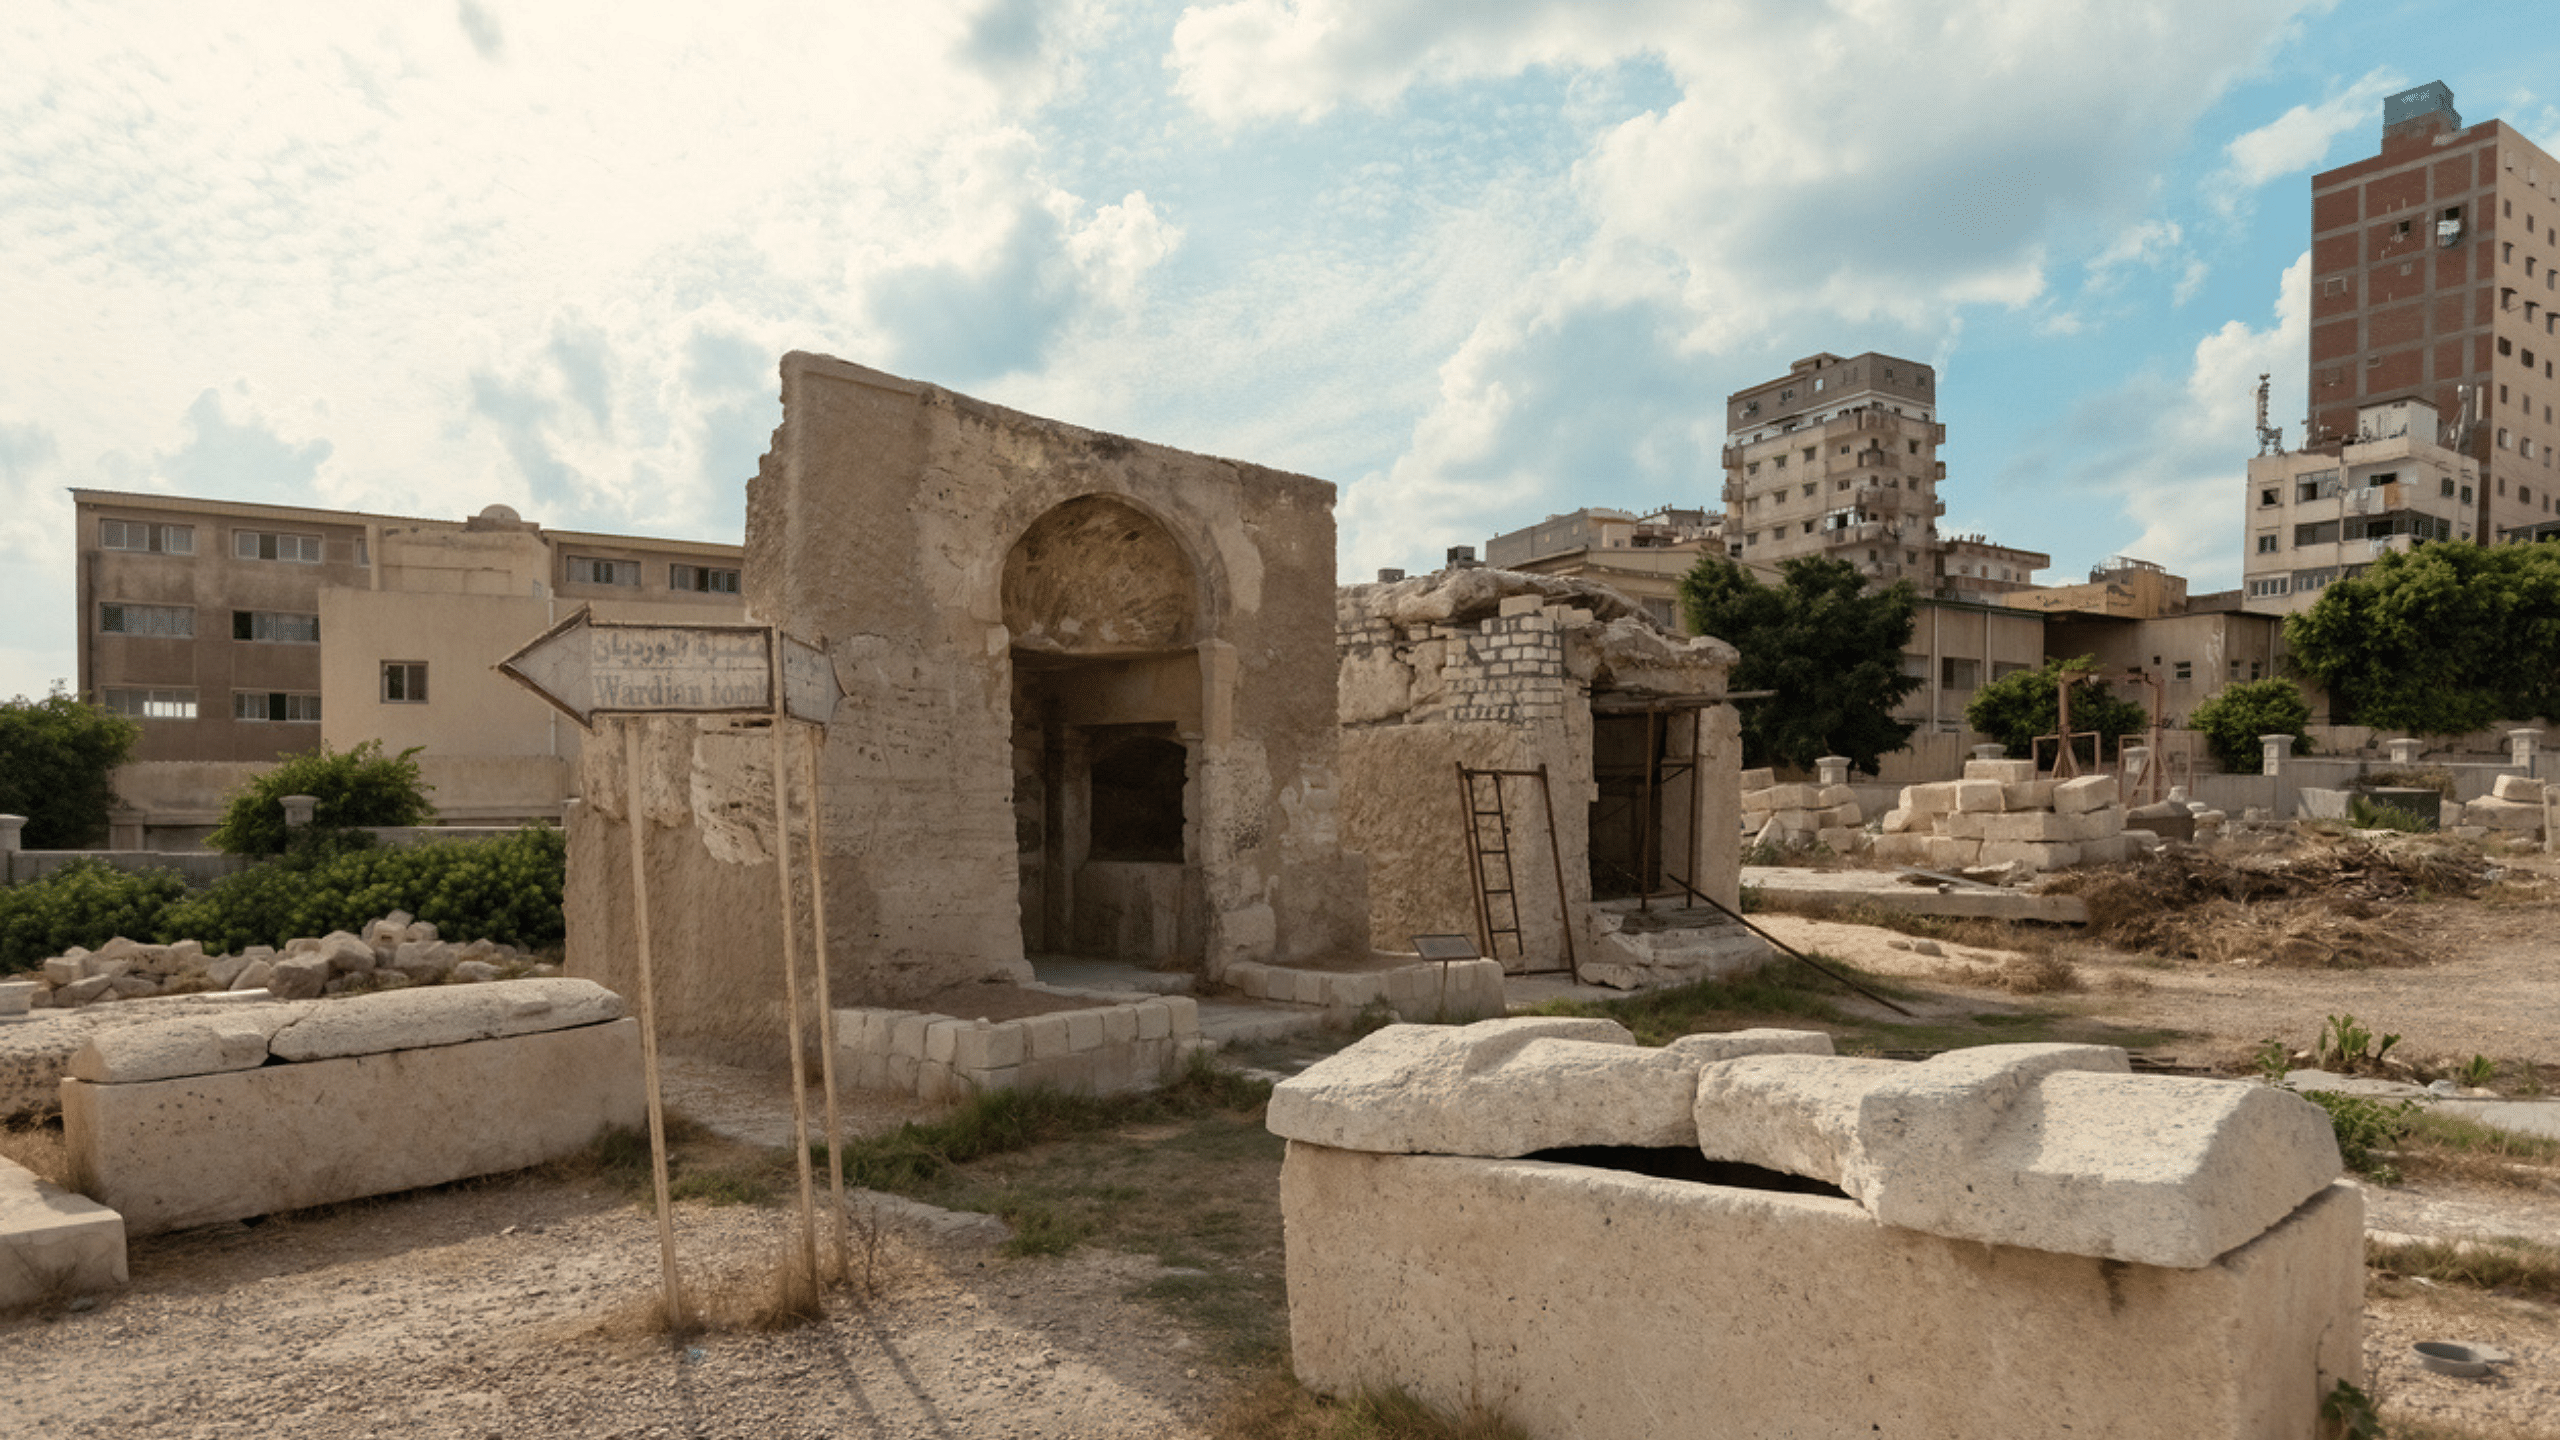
[569,355,1368,1045]
[1337,570,1738,970]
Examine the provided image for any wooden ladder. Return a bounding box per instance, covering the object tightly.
[1454,764,1574,972]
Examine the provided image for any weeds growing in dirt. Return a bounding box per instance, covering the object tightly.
[2297,1090,2417,1182]
[2317,1013,2402,1072]
[2395,1109,2560,1190]
[2366,1233,2560,1302]
[1213,1376,1531,1440]
[0,1121,71,1190]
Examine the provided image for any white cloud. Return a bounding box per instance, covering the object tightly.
[1990,252,2311,587]
[2207,68,2401,213]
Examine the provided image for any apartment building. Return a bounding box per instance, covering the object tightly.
[1482,505,1721,631]
[1936,534,2050,603]
[74,490,744,792]
[2240,400,2486,612]
[1720,352,1947,585]
[2308,81,2560,538]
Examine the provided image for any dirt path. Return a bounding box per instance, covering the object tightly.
[2,1171,1224,1439]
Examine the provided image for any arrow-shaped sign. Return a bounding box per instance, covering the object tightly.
[496,607,842,729]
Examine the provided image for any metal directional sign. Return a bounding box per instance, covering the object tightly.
[496,606,842,729]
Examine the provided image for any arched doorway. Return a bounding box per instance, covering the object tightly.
[1003,496,1205,963]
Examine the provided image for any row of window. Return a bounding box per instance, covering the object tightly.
[101,690,321,722]
[99,605,318,642]
[2247,567,2353,599]
[98,520,361,565]
[566,557,741,592]
[97,665,428,720]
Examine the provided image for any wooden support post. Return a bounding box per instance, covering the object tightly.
[799,727,849,1279]
[769,656,821,1286]
[622,721,686,1330]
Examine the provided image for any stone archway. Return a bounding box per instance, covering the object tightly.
[1002,496,1206,963]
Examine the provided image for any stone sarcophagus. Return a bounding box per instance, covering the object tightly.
[1271,1021,2362,1440]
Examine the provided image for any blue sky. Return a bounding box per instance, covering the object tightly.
[5,0,2558,700]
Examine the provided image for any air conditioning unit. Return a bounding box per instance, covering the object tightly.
[2438,218,2463,247]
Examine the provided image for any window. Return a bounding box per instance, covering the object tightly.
[2261,487,2280,507]
[1746,461,1759,476]
[2247,576,2292,598]
[2501,337,2514,356]
[353,538,369,567]
[233,692,321,723]
[1940,657,1980,690]
[2442,477,2458,497]
[1800,483,1815,499]
[101,688,196,720]
[2294,521,2339,546]
[2171,660,2193,682]
[670,563,741,594]
[567,556,640,586]
[381,662,429,703]
[2255,533,2280,554]
[1772,454,1787,470]
[99,520,194,554]
[233,530,322,563]
[1800,446,1815,463]
[99,603,192,637]
[2463,484,2475,502]
[232,610,319,644]
[2363,470,2396,489]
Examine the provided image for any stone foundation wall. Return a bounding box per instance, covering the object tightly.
[1221,957,1505,1020]
[836,995,1203,1102]
[1869,759,2151,872]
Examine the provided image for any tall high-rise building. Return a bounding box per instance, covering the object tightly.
[1720,351,1948,586]
[2308,81,2560,539]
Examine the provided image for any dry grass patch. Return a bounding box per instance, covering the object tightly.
[2395,1110,2560,1191]
[0,1120,70,1188]
[2368,1234,2560,1303]
[1214,1375,1531,1440]
[2050,833,2492,968]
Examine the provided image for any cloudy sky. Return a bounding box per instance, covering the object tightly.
[6,0,2557,699]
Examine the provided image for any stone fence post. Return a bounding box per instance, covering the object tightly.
[2508,729,2542,778]
[108,805,145,853]
[1815,756,1851,788]
[280,794,319,830]
[0,814,22,888]
[2384,738,2423,766]
[1970,744,2005,762]
[2261,734,2295,823]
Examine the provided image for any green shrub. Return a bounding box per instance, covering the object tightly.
[2346,793,2429,832]
[206,741,435,856]
[161,825,567,954]
[0,691,141,850]
[0,861,189,972]
[2184,679,2314,774]
[2298,1089,2416,1182]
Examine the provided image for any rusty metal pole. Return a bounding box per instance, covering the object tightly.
[622,721,686,1330]
[768,640,820,1288]
[799,727,848,1280]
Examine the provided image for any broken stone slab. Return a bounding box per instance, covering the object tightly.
[66,1006,313,1084]
[1663,1029,1834,1063]
[323,934,376,975]
[1964,758,2037,784]
[2052,774,2120,814]
[266,956,331,1001]
[2492,773,2544,803]
[2463,796,2542,832]
[1693,1044,2342,1268]
[229,958,276,993]
[53,976,115,1007]
[1952,779,2005,812]
[1268,1017,1725,1155]
[262,978,626,1064]
[0,1155,126,1307]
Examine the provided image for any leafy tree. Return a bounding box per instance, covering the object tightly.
[2186,678,2315,773]
[207,740,435,856]
[1965,655,2149,764]
[0,689,141,849]
[2285,542,2560,733]
[1680,555,1921,774]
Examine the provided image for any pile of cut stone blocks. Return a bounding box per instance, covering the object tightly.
[2454,773,2547,835]
[1870,759,2149,872]
[1738,757,1868,853]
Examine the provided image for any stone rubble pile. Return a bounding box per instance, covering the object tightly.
[22,911,550,1010]
[1868,759,2159,873]
[2454,772,2545,833]
[1738,767,1869,854]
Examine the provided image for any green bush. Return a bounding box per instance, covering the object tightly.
[0,861,189,972]
[164,825,567,954]
[1964,656,2148,764]
[0,691,141,850]
[206,741,435,856]
[2185,679,2313,773]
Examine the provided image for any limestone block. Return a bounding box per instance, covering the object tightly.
[2492,773,2545,803]
[1901,781,1957,815]
[1750,817,1785,850]
[1760,783,1822,811]
[1924,836,1981,868]
[228,959,275,994]
[1665,1029,1834,1063]
[1270,1019,1722,1157]
[1815,784,1854,809]
[924,1020,961,1064]
[2053,774,2121,814]
[1941,811,1989,840]
[2080,834,2131,866]
[107,976,157,999]
[1952,779,2005,813]
[204,955,249,989]
[1981,810,2069,842]
[1815,827,1864,853]
[951,1020,1024,1072]
[267,957,330,1001]
[1963,758,2038,784]
[1772,808,1819,834]
[1024,1013,1072,1059]
[2001,780,2057,811]
[888,1012,948,1060]
[324,935,377,975]
[65,1019,644,1235]
[1163,996,1200,1037]
[2124,828,2163,852]
[1102,1005,1138,1044]
[1821,802,1863,827]
[1226,962,1270,1000]
[1979,840,2080,870]
[1737,768,1775,791]
[42,956,82,987]
[1880,808,1912,834]
[2464,796,2543,832]
[1066,1008,1106,1052]
[84,957,136,982]
[451,960,501,983]
[1281,1144,2364,1440]
[262,979,627,1063]
[1693,1044,2342,1267]
[67,1006,311,1084]
[390,940,457,981]
[284,936,323,957]
[1869,833,1932,865]
[54,976,114,1007]
[1134,1000,1171,1041]
[0,1156,126,1306]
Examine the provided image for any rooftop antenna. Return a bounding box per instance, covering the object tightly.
[2254,374,2283,455]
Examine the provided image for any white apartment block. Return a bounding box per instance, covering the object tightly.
[2240,401,2487,613]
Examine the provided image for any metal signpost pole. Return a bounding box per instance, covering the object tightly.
[800,727,849,1278]
[769,635,821,1287]
[622,720,686,1330]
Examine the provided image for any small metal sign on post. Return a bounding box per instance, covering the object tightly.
[497,606,847,1321]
